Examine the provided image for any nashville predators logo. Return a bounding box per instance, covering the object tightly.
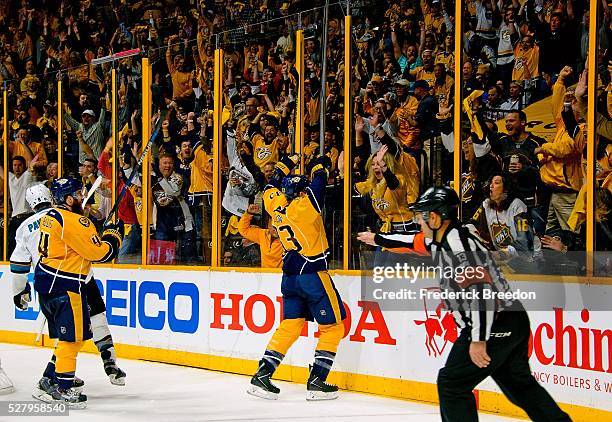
[490,223,513,248]
[79,217,90,227]
[373,198,390,211]
[256,147,272,161]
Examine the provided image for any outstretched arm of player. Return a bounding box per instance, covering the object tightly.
[265,154,300,191]
[305,155,332,213]
[357,231,431,255]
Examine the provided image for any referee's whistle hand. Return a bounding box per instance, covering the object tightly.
[469,341,491,368]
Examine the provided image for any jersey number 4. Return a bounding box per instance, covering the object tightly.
[278,225,302,253]
[38,232,50,258]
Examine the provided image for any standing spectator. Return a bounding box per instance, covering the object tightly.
[152,153,195,263]
[413,79,440,185]
[8,155,35,255]
[470,174,535,262]
[62,107,107,164]
[389,79,420,160]
[500,81,522,111]
[536,66,586,235]
[238,204,283,269]
[355,145,417,233]
[496,5,519,87]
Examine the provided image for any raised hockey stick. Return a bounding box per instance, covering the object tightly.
[83,175,103,206]
[103,114,164,226]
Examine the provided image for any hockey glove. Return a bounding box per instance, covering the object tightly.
[13,282,31,311]
[275,154,301,176]
[309,154,332,179]
[100,219,125,262]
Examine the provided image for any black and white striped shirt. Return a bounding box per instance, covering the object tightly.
[375,222,515,342]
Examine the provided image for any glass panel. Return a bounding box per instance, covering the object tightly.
[148,36,213,266]
[112,59,143,264]
[218,17,298,268]
[593,1,610,274]
[350,0,456,268]
[6,59,65,258]
[459,0,592,275]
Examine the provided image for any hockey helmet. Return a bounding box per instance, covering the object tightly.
[411,186,459,221]
[50,177,83,205]
[26,184,53,211]
[281,175,309,200]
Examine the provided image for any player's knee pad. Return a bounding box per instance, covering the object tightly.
[316,322,345,353]
[55,341,84,373]
[268,318,306,355]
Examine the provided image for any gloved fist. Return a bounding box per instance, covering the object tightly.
[287,154,301,166]
[103,219,125,241]
[312,154,332,170]
[277,154,301,175]
[13,282,31,311]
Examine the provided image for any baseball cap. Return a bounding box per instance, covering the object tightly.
[413,80,430,90]
[82,109,95,117]
[395,79,410,86]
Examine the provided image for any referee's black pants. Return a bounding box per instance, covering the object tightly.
[437,308,571,422]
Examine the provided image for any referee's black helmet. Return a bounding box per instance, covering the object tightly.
[411,186,460,220]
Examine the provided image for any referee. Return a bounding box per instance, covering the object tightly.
[358,186,570,422]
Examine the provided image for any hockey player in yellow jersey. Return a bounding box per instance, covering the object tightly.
[247,154,346,401]
[33,177,124,408]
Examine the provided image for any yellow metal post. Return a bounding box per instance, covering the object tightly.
[295,29,305,172]
[3,89,7,261]
[141,58,152,265]
[343,15,352,270]
[453,0,462,195]
[586,0,597,277]
[212,49,224,267]
[111,69,117,220]
[57,79,62,178]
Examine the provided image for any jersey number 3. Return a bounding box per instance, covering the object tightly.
[278,225,302,252]
[38,232,50,257]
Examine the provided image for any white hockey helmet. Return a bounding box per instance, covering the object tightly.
[26,184,53,210]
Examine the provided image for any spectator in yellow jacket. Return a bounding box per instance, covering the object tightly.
[238,204,283,269]
[535,66,586,234]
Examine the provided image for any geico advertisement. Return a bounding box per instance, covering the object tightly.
[0,268,610,411]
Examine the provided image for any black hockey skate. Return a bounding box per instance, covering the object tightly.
[33,377,87,409]
[72,376,85,392]
[306,374,339,401]
[104,361,126,386]
[247,369,280,400]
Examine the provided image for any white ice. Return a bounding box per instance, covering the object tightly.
[0,343,522,422]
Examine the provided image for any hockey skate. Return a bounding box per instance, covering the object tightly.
[72,376,85,392]
[0,366,15,395]
[105,362,126,386]
[306,374,339,401]
[247,370,280,400]
[33,377,87,409]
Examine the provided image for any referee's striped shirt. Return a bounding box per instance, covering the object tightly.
[375,222,515,342]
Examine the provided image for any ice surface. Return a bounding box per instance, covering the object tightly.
[0,343,521,422]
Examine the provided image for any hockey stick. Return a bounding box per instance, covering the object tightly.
[35,315,47,343]
[83,175,103,206]
[103,115,164,226]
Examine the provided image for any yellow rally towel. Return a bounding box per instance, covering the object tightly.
[463,90,484,140]
[225,214,240,236]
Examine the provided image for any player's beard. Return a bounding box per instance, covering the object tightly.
[70,198,84,215]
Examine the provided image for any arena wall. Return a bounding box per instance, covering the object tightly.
[0,265,609,420]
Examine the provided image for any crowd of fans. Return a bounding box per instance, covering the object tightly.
[0,0,609,272]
